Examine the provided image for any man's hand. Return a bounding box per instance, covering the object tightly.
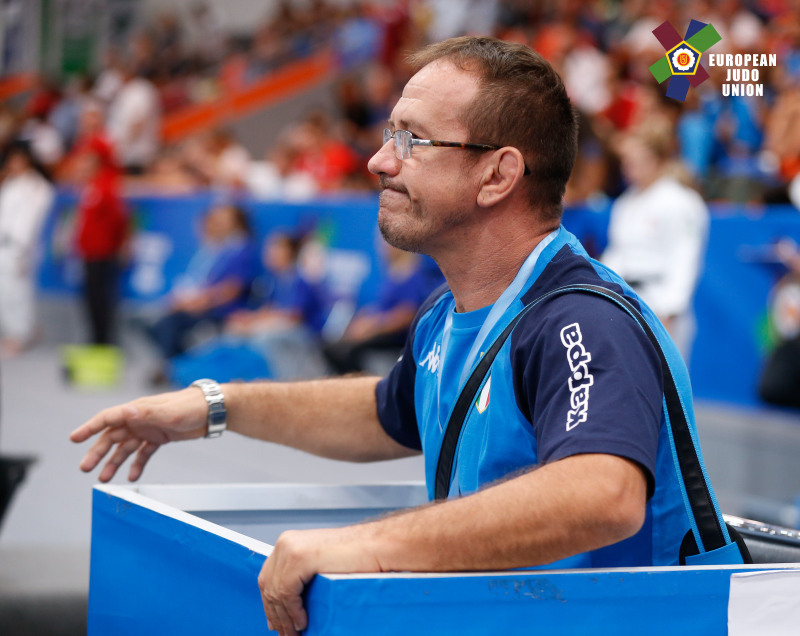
[258,526,385,636]
[69,388,209,482]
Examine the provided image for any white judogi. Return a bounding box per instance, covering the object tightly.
[602,176,709,359]
[0,171,55,341]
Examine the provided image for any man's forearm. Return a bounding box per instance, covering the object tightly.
[223,377,418,463]
[357,453,647,572]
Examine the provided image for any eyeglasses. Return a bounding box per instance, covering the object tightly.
[382,128,531,175]
[383,128,499,159]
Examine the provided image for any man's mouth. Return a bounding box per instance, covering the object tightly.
[379,176,408,196]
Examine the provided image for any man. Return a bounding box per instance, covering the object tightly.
[71,37,741,636]
[106,64,161,175]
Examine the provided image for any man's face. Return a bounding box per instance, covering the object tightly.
[367,60,482,255]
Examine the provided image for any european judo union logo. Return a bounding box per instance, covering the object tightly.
[649,20,722,101]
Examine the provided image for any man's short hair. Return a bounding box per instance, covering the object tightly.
[408,36,578,221]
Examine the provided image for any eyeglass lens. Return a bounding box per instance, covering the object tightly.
[383,129,410,160]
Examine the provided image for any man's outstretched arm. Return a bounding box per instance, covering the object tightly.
[260,452,647,635]
[69,376,418,482]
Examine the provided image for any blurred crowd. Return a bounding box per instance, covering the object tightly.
[143,202,443,386]
[0,0,799,206]
[2,0,800,392]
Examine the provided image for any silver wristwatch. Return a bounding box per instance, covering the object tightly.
[191,379,227,438]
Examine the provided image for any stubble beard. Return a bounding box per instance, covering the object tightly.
[377,179,427,254]
[377,177,469,256]
[378,198,425,254]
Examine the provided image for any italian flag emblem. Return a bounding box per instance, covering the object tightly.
[476,376,491,414]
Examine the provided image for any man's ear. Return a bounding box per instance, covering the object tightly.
[476,148,527,208]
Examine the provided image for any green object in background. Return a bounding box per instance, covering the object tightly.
[39,0,103,77]
[62,345,124,388]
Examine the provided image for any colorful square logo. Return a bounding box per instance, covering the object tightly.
[649,20,722,101]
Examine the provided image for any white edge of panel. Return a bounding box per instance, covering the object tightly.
[94,484,273,557]
[100,481,428,512]
[319,563,800,580]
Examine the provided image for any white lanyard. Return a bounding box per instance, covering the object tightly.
[437,228,560,419]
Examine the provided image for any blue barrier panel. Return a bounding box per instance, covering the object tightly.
[90,483,800,635]
[691,207,800,407]
[39,191,385,306]
[89,487,268,635]
[306,568,742,635]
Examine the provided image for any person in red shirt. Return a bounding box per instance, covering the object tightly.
[73,137,129,344]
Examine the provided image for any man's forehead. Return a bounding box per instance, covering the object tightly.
[389,60,477,134]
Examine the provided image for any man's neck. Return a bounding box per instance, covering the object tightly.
[436,224,559,313]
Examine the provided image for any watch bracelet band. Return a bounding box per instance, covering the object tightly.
[190,379,227,438]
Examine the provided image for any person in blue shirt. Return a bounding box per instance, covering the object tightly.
[323,242,440,374]
[220,230,330,380]
[71,36,743,636]
[146,203,257,380]
[166,230,330,385]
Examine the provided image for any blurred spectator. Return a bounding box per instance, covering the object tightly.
[171,229,329,383]
[246,132,318,201]
[763,85,800,189]
[426,0,500,41]
[185,2,226,68]
[141,145,205,193]
[0,142,55,357]
[72,137,129,345]
[291,112,360,191]
[24,76,61,122]
[106,64,162,175]
[5,0,798,207]
[224,230,329,379]
[790,171,800,210]
[48,75,91,151]
[57,99,112,184]
[151,12,185,80]
[227,232,328,337]
[183,128,251,190]
[601,126,709,360]
[92,48,126,106]
[0,105,18,152]
[323,243,435,375]
[18,113,64,171]
[562,31,612,117]
[146,203,257,382]
[707,90,768,203]
[564,110,615,206]
[758,238,800,409]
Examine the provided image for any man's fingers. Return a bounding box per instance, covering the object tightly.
[128,442,159,482]
[78,424,138,473]
[70,409,115,443]
[70,403,139,443]
[284,594,308,633]
[78,427,121,472]
[265,598,298,636]
[98,437,142,483]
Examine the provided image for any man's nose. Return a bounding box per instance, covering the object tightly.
[368,139,400,176]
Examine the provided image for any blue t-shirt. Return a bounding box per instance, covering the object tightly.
[269,268,328,334]
[178,235,258,318]
[374,266,432,314]
[376,227,708,568]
